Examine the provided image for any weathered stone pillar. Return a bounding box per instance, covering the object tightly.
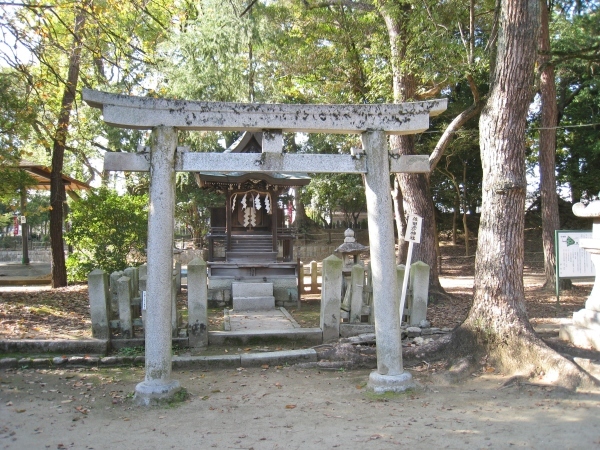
[88,269,110,340]
[362,130,414,393]
[409,261,430,326]
[134,126,181,405]
[117,276,133,339]
[138,264,147,281]
[124,267,139,298]
[109,271,123,317]
[320,254,342,343]
[350,264,365,323]
[187,257,208,348]
[171,272,178,337]
[139,275,147,330]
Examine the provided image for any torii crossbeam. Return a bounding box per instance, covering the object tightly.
[83,88,447,404]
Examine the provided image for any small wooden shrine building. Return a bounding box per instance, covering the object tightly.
[195,132,310,307]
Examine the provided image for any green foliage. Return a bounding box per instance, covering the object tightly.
[550,6,600,202]
[157,0,263,102]
[0,69,36,165]
[175,172,224,248]
[116,346,145,357]
[302,173,365,228]
[65,188,148,281]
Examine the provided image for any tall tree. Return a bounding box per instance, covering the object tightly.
[376,0,488,296]
[1,0,176,286]
[537,0,562,290]
[552,5,600,202]
[49,6,86,287]
[450,0,588,386]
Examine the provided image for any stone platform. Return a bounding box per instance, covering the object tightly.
[208,307,322,346]
[224,307,300,331]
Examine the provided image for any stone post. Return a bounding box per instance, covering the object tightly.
[320,254,342,343]
[171,272,178,337]
[88,269,111,340]
[298,260,304,298]
[139,275,147,332]
[109,271,123,317]
[187,257,208,348]
[134,126,181,405]
[138,264,147,281]
[409,261,430,326]
[362,130,414,393]
[124,267,139,298]
[310,260,318,293]
[117,276,133,339]
[350,264,365,323]
[124,266,140,319]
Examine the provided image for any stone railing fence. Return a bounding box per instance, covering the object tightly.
[87,255,431,348]
[317,254,431,342]
[88,261,184,342]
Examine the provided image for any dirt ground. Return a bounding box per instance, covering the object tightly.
[1,364,599,449]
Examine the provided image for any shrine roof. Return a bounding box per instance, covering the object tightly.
[196,132,311,188]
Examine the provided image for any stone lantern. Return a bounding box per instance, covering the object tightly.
[560,198,600,350]
[334,228,369,273]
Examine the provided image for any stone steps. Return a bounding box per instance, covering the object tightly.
[226,251,278,263]
[232,282,275,310]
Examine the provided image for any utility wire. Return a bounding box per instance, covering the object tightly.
[422,121,600,134]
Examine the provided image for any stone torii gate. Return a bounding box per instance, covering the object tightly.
[83,89,447,404]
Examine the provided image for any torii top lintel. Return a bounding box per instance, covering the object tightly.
[82,89,447,135]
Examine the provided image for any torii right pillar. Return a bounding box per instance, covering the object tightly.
[362,130,415,393]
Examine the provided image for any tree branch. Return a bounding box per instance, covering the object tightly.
[429,76,486,172]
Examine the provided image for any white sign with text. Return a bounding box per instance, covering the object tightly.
[405,215,423,243]
[556,231,594,278]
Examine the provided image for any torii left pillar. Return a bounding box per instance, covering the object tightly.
[134,126,181,405]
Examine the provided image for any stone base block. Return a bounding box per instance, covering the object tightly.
[340,323,375,338]
[133,379,181,406]
[208,277,297,307]
[559,323,600,351]
[367,371,415,394]
[232,282,273,297]
[233,296,275,311]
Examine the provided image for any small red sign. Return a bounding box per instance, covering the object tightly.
[13,216,19,236]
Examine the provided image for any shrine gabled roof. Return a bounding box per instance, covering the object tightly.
[196,132,311,188]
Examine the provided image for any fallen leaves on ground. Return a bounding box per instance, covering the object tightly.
[0,285,91,339]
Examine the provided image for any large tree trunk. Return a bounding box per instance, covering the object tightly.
[379,5,444,295]
[292,189,309,229]
[50,8,86,288]
[538,0,562,290]
[452,0,588,389]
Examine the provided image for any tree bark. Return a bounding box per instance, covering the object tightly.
[379,4,444,294]
[451,0,589,388]
[467,0,538,338]
[292,189,308,228]
[50,8,86,288]
[538,0,561,290]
